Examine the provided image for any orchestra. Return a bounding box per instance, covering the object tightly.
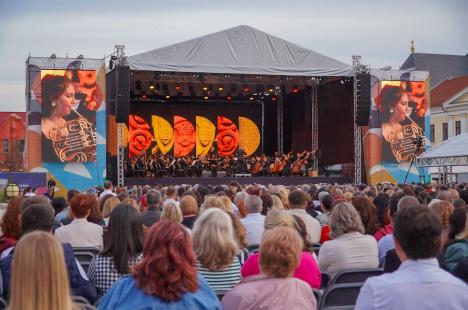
[125,150,317,178]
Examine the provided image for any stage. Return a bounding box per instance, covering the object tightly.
[125,176,352,186]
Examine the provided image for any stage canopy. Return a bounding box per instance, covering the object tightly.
[417,133,468,167]
[128,25,353,77]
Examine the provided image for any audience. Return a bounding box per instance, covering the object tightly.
[141,189,162,227]
[180,195,198,229]
[192,208,241,294]
[318,202,378,277]
[8,231,77,310]
[445,210,468,272]
[0,196,22,256]
[222,227,317,310]
[241,195,265,246]
[351,196,378,235]
[54,194,104,250]
[287,190,321,243]
[88,204,144,297]
[356,206,468,309]
[98,220,220,309]
[160,202,183,223]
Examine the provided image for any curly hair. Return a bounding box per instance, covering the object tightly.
[1,197,23,238]
[259,227,303,278]
[132,220,198,302]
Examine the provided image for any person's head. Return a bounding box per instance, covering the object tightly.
[160,203,183,223]
[166,186,177,199]
[101,197,121,218]
[244,195,263,214]
[373,193,390,227]
[132,220,198,302]
[329,202,365,239]
[455,212,468,241]
[393,206,443,261]
[259,227,303,278]
[429,200,455,229]
[20,196,51,212]
[229,181,241,193]
[321,194,334,213]
[260,192,273,216]
[41,75,75,118]
[448,207,468,241]
[1,196,23,239]
[453,199,467,209]
[9,231,74,310]
[66,189,79,204]
[146,189,162,210]
[218,196,234,213]
[21,204,55,235]
[200,196,225,212]
[288,190,307,209]
[352,197,377,235]
[103,180,113,190]
[397,195,420,211]
[179,195,198,216]
[264,209,294,230]
[104,204,144,274]
[192,208,238,270]
[69,194,90,219]
[51,197,66,216]
[381,85,409,123]
[271,194,285,211]
[436,190,454,203]
[121,197,139,210]
[86,194,103,223]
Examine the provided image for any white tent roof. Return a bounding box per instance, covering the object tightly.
[128,25,353,76]
[417,133,468,167]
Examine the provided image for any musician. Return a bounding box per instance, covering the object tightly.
[41,74,96,162]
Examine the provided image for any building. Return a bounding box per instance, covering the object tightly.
[0,113,26,172]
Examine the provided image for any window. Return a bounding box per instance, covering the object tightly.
[442,123,448,141]
[430,124,435,143]
[16,140,25,153]
[455,121,461,136]
[2,139,8,153]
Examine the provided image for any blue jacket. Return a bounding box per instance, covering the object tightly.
[445,239,468,272]
[98,274,221,310]
[0,243,97,303]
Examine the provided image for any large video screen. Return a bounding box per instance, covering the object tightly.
[40,69,101,162]
[129,101,262,158]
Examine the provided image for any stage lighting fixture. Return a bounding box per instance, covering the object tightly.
[292,85,299,93]
[204,96,209,100]
[165,95,171,99]
[268,85,274,93]
[149,81,155,90]
[202,85,209,91]
[142,94,147,99]
[271,96,277,102]
[218,86,224,92]
[175,84,181,91]
[249,97,254,101]
[226,95,232,101]
[340,79,345,85]
[243,84,250,92]
[50,53,56,58]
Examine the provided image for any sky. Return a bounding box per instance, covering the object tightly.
[0,0,467,112]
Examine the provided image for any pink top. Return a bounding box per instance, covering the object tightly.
[241,251,321,289]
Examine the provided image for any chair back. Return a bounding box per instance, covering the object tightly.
[312,243,321,256]
[319,283,363,309]
[331,268,383,285]
[72,247,101,273]
[72,295,96,309]
[321,272,330,290]
[312,288,321,305]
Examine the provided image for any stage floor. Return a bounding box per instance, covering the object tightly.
[125,176,352,186]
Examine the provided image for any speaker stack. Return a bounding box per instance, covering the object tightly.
[355,72,371,126]
[115,66,130,123]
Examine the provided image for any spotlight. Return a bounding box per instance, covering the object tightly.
[204,96,209,100]
[218,86,224,92]
[249,97,254,101]
[202,85,208,91]
[149,80,155,90]
[227,95,232,101]
[165,95,170,99]
[292,85,299,93]
[268,85,274,93]
[175,84,181,91]
[340,80,345,85]
[271,96,277,102]
[243,84,250,92]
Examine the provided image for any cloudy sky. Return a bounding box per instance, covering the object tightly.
[0,0,466,112]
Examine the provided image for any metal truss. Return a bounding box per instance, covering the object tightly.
[416,156,468,167]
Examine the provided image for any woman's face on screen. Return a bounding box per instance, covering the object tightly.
[53,85,75,117]
[391,93,409,122]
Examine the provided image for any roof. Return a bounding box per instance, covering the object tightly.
[400,53,468,89]
[431,75,468,107]
[417,133,468,167]
[128,25,353,76]
[0,112,26,127]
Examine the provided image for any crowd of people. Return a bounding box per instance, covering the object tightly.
[125,150,316,178]
[0,179,467,309]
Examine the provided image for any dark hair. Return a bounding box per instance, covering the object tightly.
[21,204,55,235]
[321,194,334,212]
[166,187,177,197]
[447,207,468,242]
[381,85,407,123]
[288,190,307,207]
[103,180,113,190]
[103,204,144,274]
[67,189,79,203]
[351,197,378,235]
[51,197,67,216]
[132,221,198,301]
[453,199,467,209]
[393,206,442,259]
[41,75,73,117]
[373,193,390,227]
[146,189,162,210]
[389,192,405,217]
[87,195,103,225]
[260,192,273,216]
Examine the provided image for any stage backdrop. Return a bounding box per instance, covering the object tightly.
[363,70,430,185]
[26,57,106,194]
[129,101,262,158]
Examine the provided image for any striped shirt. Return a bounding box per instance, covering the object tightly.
[197,257,241,294]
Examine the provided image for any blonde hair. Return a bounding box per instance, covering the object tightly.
[329,202,364,238]
[102,197,120,218]
[121,197,139,210]
[278,189,289,209]
[259,227,302,278]
[264,209,295,230]
[9,231,77,310]
[192,208,238,270]
[271,195,285,211]
[218,196,234,213]
[200,196,225,213]
[160,203,183,223]
[180,195,198,216]
[343,192,353,203]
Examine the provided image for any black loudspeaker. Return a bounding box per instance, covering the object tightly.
[115,66,130,123]
[355,72,371,126]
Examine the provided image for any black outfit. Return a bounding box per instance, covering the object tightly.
[42,132,61,162]
[141,209,161,227]
[182,215,197,230]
